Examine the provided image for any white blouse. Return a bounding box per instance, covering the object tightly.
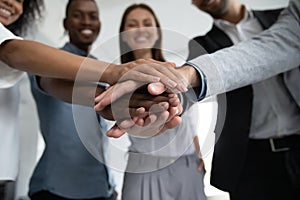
[0,23,23,181]
[0,23,23,88]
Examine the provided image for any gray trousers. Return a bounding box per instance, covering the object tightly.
[122,154,206,200]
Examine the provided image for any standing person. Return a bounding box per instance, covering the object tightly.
[28,1,117,199]
[95,1,299,199]
[187,0,300,199]
[118,4,206,200]
[0,2,185,189]
[0,0,44,199]
[95,0,300,136]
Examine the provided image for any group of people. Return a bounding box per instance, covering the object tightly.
[0,0,299,200]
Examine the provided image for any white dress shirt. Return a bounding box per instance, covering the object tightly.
[214,7,300,139]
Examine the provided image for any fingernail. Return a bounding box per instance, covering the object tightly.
[178,83,188,92]
[167,79,177,88]
[172,107,179,115]
[152,77,160,82]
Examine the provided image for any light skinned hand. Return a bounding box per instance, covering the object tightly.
[95,60,188,111]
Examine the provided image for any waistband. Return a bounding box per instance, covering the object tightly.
[125,153,198,173]
[249,134,300,153]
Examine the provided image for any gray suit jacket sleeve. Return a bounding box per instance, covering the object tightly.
[190,0,300,97]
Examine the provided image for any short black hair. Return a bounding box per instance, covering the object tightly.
[65,0,96,17]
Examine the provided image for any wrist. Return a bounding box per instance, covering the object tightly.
[179,65,200,88]
[184,62,207,101]
[103,63,118,85]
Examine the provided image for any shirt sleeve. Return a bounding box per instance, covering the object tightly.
[189,0,300,97]
[0,23,24,89]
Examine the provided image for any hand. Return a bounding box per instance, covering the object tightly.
[105,93,183,138]
[197,158,206,172]
[117,59,188,91]
[97,91,172,120]
[147,65,202,95]
[98,59,188,110]
[106,103,182,138]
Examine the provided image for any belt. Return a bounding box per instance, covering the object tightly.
[249,135,300,153]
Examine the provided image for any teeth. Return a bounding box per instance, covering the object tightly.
[81,29,93,35]
[0,8,12,17]
[135,36,148,42]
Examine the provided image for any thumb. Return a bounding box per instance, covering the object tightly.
[148,82,166,95]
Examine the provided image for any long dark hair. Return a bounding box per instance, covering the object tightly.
[7,0,44,36]
[119,3,165,63]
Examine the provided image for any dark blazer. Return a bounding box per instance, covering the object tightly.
[187,9,284,192]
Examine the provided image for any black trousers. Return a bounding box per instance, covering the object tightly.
[230,138,300,200]
[30,190,116,200]
[0,181,15,200]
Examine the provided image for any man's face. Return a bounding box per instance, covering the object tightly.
[64,0,101,48]
[192,0,230,19]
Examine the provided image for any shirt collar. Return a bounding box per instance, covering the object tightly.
[61,42,97,59]
[214,5,254,28]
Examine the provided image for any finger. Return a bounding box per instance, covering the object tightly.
[126,111,169,137]
[197,159,205,172]
[117,118,136,129]
[148,61,188,92]
[94,86,114,111]
[129,107,149,119]
[164,116,182,130]
[95,81,144,111]
[168,94,181,107]
[143,113,158,127]
[106,124,126,138]
[148,59,176,68]
[149,102,169,114]
[147,82,166,95]
[135,117,145,126]
[123,62,187,92]
[129,94,169,109]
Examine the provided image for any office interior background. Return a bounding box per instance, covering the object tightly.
[16,0,288,199]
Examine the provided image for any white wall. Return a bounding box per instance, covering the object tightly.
[17,0,289,199]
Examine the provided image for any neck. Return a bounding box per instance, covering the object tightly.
[70,42,91,55]
[222,3,245,24]
[133,49,153,60]
[79,45,90,55]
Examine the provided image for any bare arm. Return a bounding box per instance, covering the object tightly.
[0,39,117,84]
[0,40,188,93]
[193,136,205,172]
[39,77,105,105]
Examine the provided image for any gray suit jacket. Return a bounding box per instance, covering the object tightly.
[190,0,300,105]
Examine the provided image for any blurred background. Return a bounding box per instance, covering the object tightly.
[17,0,288,200]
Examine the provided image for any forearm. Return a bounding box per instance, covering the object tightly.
[190,0,300,97]
[177,65,201,88]
[40,77,105,105]
[0,39,117,83]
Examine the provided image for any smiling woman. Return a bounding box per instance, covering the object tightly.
[119,3,165,64]
[117,4,207,200]
[0,1,44,199]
